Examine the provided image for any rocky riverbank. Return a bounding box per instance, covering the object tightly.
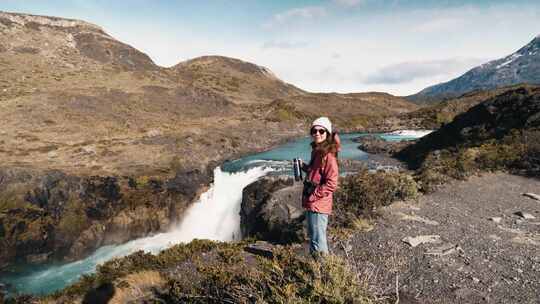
[0,166,212,270]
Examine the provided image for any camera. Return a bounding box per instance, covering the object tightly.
[302,180,317,198]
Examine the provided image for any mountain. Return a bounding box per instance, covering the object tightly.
[409,35,540,104]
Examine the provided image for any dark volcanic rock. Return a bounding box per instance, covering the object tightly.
[241,177,305,244]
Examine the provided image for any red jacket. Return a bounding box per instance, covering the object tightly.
[302,150,339,215]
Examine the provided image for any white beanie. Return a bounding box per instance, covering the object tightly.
[311,117,332,134]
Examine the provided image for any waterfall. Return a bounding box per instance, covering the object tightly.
[2,165,273,296]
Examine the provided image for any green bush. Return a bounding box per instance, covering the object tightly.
[413,130,534,192]
[333,168,418,228]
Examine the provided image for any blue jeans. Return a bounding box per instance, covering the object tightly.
[306,211,329,255]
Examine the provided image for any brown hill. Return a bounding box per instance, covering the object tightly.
[172,55,304,104]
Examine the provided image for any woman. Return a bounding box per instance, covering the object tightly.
[301,116,340,256]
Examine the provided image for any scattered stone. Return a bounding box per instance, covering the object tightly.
[514,211,536,219]
[523,193,540,201]
[244,241,275,258]
[425,243,460,256]
[488,234,502,241]
[488,217,502,223]
[402,235,441,247]
[398,212,439,226]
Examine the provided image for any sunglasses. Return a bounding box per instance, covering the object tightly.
[310,128,327,135]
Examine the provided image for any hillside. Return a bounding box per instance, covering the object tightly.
[409,35,540,104]
[172,55,304,104]
[0,10,418,270]
[399,84,537,130]
[397,85,540,191]
[0,11,417,177]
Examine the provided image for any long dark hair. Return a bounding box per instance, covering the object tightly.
[311,131,340,158]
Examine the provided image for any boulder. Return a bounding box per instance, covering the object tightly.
[514,211,536,219]
[241,177,305,244]
[402,235,441,247]
[488,217,502,223]
[244,241,275,258]
[523,193,540,201]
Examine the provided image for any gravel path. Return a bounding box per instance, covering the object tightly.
[338,173,540,304]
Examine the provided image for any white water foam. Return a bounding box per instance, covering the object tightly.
[5,165,273,295]
[385,130,433,138]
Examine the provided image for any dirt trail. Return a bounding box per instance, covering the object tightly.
[338,173,540,304]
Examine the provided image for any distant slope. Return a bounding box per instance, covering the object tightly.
[408,35,540,104]
[272,92,418,130]
[401,84,537,130]
[172,56,304,104]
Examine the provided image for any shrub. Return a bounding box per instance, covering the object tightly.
[333,168,418,228]
[164,247,373,304]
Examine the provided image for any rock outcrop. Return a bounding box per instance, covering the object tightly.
[240,177,305,244]
[0,166,211,269]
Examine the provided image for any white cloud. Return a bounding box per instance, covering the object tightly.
[332,0,364,8]
[264,6,327,28]
[362,58,486,84]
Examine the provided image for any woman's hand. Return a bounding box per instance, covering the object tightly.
[299,159,309,172]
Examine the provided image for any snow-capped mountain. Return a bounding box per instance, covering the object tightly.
[409,35,540,103]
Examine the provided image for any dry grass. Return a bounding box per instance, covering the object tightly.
[109,271,166,304]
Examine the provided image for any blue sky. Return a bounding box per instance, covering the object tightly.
[2,0,540,95]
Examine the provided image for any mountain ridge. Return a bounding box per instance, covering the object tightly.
[408,35,540,104]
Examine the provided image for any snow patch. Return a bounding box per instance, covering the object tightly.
[496,53,522,69]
